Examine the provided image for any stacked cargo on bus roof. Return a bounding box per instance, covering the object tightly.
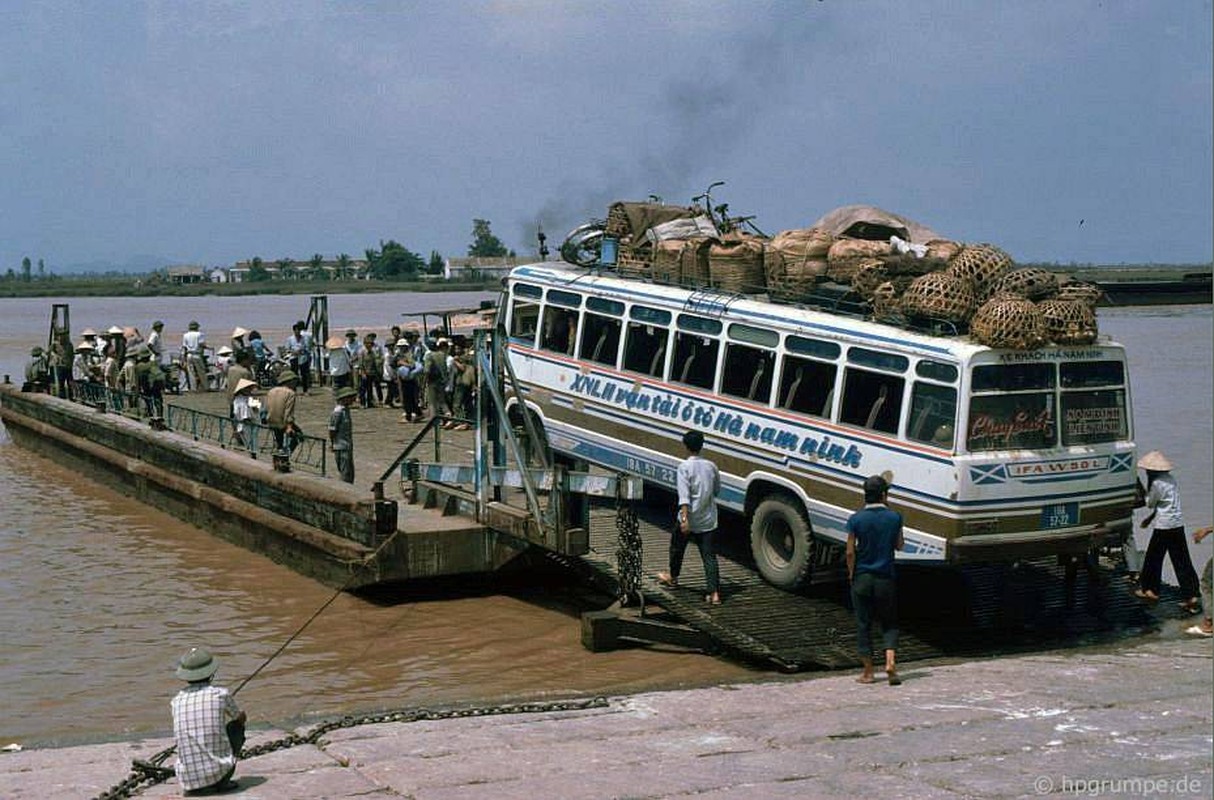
[593,200,1102,350]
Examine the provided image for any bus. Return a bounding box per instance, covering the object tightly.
[501,262,1137,590]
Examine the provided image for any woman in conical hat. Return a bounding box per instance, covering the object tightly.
[1134,451,1202,614]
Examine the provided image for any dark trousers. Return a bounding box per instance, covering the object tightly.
[852,572,898,658]
[296,359,311,393]
[1141,526,1201,599]
[401,381,421,418]
[334,448,354,484]
[668,527,719,594]
[358,374,377,407]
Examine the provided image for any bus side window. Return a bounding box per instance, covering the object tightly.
[722,343,775,403]
[840,368,904,435]
[510,300,540,343]
[623,322,669,378]
[778,355,837,418]
[671,332,719,390]
[907,382,957,448]
[579,313,621,367]
[541,307,579,355]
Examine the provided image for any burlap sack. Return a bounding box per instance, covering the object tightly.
[827,238,893,264]
[926,239,964,262]
[766,228,832,270]
[708,236,765,293]
[651,240,686,285]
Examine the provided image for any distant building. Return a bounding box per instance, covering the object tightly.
[229,258,369,282]
[445,257,525,282]
[166,265,206,285]
[209,268,228,283]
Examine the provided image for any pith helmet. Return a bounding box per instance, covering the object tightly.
[188,320,200,330]
[276,370,299,385]
[30,346,43,356]
[1137,450,1173,472]
[175,647,218,681]
[335,386,358,401]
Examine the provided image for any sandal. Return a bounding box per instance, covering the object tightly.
[1185,624,1213,637]
[656,572,678,588]
[1133,589,1159,603]
[887,670,902,686]
[1179,599,1202,615]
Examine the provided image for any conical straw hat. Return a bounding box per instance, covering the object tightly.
[1137,450,1173,471]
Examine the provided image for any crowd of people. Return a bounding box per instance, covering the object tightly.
[23,318,482,485]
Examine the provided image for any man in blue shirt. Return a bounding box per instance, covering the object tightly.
[846,473,904,685]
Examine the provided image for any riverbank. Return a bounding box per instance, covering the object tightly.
[0,277,498,299]
[4,636,1209,799]
[1,264,1208,299]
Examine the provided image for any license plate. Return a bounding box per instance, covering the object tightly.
[1041,502,1079,529]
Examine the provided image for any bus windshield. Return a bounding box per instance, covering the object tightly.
[967,360,1128,452]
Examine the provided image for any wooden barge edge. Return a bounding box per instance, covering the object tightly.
[0,384,522,589]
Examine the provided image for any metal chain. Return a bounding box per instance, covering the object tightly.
[614,485,643,607]
[93,696,609,799]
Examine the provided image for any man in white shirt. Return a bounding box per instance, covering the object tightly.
[658,430,722,605]
[170,647,246,795]
[181,321,208,392]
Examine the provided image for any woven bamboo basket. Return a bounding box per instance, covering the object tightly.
[616,248,653,280]
[1056,279,1104,309]
[926,239,964,262]
[993,267,1059,301]
[900,271,976,323]
[870,281,902,321]
[767,259,828,302]
[970,295,1047,349]
[605,203,632,238]
[947,244,1014,300]
[651,240,686,285]
[851,261,890,299]
[681,238,712,287]
[826,256,884,284]
[827,237,893,264]
[708,236,766,293]
[1038,298,1098,345]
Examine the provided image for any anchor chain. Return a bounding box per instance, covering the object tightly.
[614,482,643,607]
[92,696,609,799]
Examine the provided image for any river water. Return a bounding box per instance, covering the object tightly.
[0,294,1210,747]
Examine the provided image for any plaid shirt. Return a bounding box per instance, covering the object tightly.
[171,682,241,791]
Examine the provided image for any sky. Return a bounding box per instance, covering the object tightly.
[1,1,1211,273]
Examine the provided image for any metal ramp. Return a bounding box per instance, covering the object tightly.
[575,499,1164,672]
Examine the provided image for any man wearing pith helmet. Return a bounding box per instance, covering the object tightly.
[171,646,246,794]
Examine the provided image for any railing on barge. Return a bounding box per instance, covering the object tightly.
[73,382,328,476]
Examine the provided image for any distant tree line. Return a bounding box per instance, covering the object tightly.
[6,218,515,282]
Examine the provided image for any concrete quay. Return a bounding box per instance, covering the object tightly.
[4,637,1209,800]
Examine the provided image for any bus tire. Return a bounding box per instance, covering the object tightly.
[750,494,814,590]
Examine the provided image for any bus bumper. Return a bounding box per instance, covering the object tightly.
[947,519,1131,564]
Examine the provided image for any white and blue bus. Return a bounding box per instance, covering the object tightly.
[502,262,1136,589]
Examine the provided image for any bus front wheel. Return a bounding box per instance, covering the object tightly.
[750,494,814,590]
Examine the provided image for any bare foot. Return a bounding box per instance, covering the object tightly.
[856,674,875,684]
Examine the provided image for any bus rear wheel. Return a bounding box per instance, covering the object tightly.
[750,494,814,590]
